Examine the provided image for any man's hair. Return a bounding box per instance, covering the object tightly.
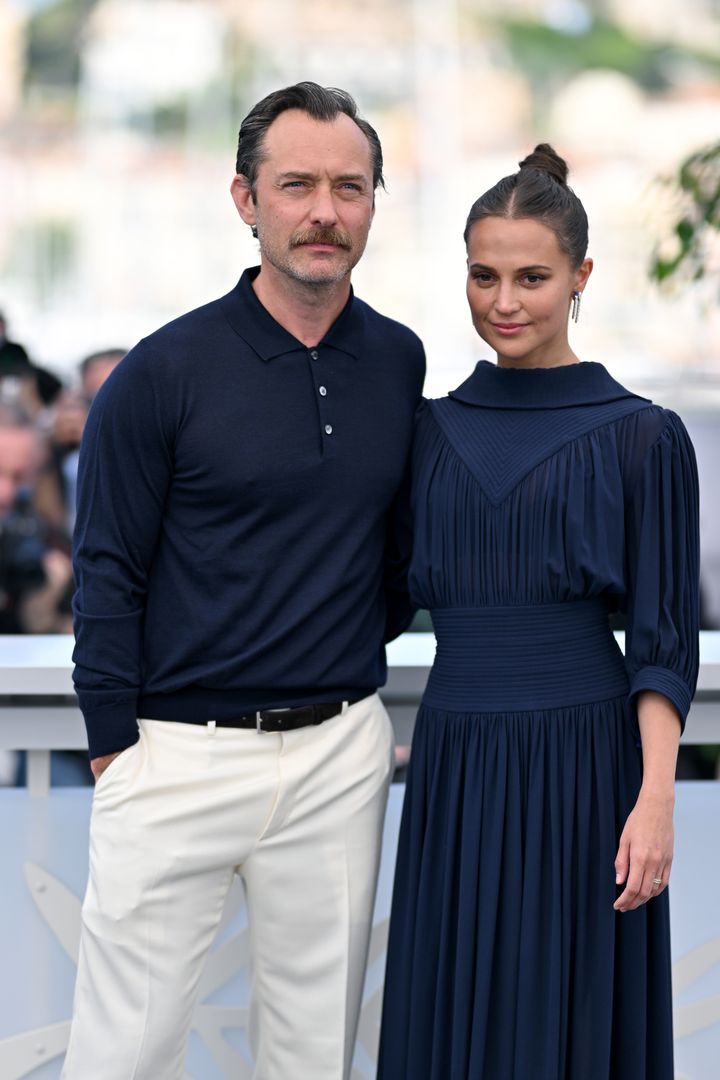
[0,402,34,430]
[79,348,126,378]
[236,81,385,193]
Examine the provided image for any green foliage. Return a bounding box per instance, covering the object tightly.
[25,0,99,91]
[650,143,720,290]
[495,17,720,96]
[9,219,77,305]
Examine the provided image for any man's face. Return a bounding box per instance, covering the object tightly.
[232,109,375,287]
[0,428,37,519]
[82,356,121,400]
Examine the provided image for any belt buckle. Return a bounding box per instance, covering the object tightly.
[256,707,292,734]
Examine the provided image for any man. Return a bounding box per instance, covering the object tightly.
[78,347,126,401]
[0,405,43,784]
[0,405,70,636]
[64,82,425,1080]
[0,405,37,522]
[0,310,63,409]
[47,348,127,535]
[0,310,31,373]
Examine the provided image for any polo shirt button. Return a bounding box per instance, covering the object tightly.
[324,424,333,435]
[310,350,319,360]
[319,385,327,396]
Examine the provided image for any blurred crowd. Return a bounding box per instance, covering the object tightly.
[0,310,124,637]
[0,311,124,785]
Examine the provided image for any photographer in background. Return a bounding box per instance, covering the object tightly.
[0,402,76,785]
[0,403,72,634]
[46,348,126,535]
[0,310,30,372]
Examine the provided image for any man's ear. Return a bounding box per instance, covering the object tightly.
[230,174,256,228]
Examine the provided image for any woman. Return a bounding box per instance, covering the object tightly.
[377,145,699,1080]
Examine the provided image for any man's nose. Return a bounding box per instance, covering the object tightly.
[308,185,338,226]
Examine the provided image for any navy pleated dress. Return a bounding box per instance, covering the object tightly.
[377,361,699,1080]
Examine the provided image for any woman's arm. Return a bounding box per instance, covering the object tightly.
[613,690,681,912]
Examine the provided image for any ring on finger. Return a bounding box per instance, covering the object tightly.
[652,877,663,888]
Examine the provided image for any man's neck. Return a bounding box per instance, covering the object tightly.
[251,265,351,347]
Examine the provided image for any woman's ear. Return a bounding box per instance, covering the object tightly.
[574,257,593,294]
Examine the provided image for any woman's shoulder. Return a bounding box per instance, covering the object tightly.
[616,400,692,453]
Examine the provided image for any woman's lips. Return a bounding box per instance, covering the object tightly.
[491,323,528,335]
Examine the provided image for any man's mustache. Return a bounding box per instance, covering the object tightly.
[291,228,353,250]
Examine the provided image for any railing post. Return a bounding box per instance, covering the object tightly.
[26,750,51,797]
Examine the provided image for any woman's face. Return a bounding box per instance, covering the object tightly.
[466,216,592,369]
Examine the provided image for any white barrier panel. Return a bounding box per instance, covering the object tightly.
[671,784,720,1080]
[0,783,718,1079]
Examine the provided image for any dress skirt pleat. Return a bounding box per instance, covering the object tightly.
[379,701,673,1080]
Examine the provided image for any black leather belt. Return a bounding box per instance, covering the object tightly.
[213,699,362,734]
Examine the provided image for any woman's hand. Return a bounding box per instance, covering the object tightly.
[613,788,674,912]
[613,689,682,913]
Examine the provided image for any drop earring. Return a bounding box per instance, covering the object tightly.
[571,290,582,323]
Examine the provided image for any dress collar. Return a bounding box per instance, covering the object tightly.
[448,360,649,410]
[220,266,364,362]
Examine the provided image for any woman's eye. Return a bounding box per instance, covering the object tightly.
[523,274,545,285]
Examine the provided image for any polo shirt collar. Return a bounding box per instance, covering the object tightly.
[221,266,364,362]
[449,360,648,410]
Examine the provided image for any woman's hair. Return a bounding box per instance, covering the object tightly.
[463,144,588,268]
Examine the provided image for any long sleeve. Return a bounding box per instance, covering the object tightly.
[624,410,700,731]
[383,464,416,642]
[72,348,173,758]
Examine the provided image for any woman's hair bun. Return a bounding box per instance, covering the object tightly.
[518,143,568,185]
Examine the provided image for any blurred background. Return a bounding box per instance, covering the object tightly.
[0,0,718,376]
[0,0,718,763]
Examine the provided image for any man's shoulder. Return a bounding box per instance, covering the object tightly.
[111,291,242,387]
[137,292,232,354]
[354,296,424,355]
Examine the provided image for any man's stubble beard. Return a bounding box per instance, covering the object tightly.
[257,225,369,289]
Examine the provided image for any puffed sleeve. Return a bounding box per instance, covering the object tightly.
[624,410,700,730]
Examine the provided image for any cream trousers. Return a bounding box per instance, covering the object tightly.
[62,693,394,1080]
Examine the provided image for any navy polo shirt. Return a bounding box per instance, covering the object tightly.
[72,268,426,758]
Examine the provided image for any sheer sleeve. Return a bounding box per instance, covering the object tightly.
[624,410,700,730]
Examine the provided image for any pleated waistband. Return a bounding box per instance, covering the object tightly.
[423,600,628,713]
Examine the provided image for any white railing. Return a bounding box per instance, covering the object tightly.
[1,632,719,795]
